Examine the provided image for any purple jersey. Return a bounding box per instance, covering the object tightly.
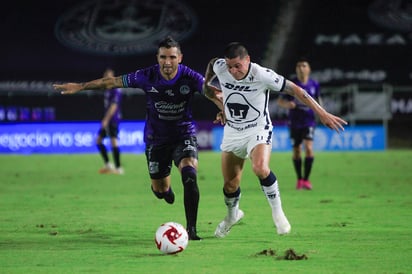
[122,64,204,145]
[104,87,122,125]
[281,78,320,128]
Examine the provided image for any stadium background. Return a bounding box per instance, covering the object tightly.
[1,0,411,151]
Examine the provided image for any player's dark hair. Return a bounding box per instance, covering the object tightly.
[296,56,310,64]
[224,42,248,59]
[158,36,181,51]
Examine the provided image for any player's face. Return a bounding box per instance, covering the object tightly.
[296,61,311,79]
[225,55,250,80]
[157,47,183,80]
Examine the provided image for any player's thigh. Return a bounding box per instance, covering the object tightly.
[244,127,272,175]
[303,139,314,156]
[108,124,119,137]
[221,134,249,159]
[303,126,315,140]
[303,127,315,155]
[173,136,199,169]
[290,128,303,148]
[145,144,173,179]
[249,143,272,172]
[96,128,107,143]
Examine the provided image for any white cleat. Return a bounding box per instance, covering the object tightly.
[273,211,291,235]
[111,167,124,175]
[99,163,115,174]
[215,209,244,238]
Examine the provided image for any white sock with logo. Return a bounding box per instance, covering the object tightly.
[224,193,241,221]
[261,181,283,214]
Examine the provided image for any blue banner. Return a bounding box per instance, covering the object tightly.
[212,125,386,151]
[0,122,145,154]
[0,122,386,154]
[312,125,386,151]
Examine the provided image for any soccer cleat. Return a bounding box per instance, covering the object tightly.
[99,163,114,174]
[302,179,312,190]
[109,167,124,175]
[214,209,244,238]
[163,188,175,204]
[187,226,202,241]
[273,210,291,235]
[296,179,304,190]
[151,186,175,204]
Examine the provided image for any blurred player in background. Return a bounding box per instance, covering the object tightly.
[97,68,124,175]
[54,36,209,240]
[277,58,321,190]
[203,42,346,238]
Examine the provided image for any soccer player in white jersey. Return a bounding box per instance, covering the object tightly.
[203,42,347,238]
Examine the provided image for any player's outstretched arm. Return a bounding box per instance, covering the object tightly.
[283,79,347,133]
[53,76,123,95]
[202,58,223,107]
[276,97,296,109]
[202,58,226,125]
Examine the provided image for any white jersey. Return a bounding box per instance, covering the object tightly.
[213,58,285,136]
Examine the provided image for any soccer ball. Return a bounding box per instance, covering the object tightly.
[155,222,189,254]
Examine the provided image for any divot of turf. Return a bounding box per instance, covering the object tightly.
[255,248,308,260]
[256,248,276,256]
[282,248,308,260]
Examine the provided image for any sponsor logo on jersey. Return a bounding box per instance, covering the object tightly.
[222,83,257,92]
[165,90,174,96]
[149,161,159,174]
[180,85,190,95]
[148,87,159,93]
[226,121,258,131]
[227,103,249,121]
[225,93,260,124]
[155,101,186,120]
[224,93,262,131]
[55,0,197,55]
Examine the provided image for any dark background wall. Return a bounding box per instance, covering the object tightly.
[1,0,279,82]
[0,0,280,121]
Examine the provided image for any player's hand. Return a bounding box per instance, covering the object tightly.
[206,83,222,95]
[319,112,347,133]
[101,120,109,128]
[213,111,226,125]
[53,83,82,95]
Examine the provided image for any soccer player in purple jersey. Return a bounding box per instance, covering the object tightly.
[54,36,209,240]
[96,69,124,175]
[277,58,321,190]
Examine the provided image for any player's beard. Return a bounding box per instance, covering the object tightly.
[161,65,177,79]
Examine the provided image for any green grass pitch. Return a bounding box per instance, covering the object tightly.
[1,150,411,273]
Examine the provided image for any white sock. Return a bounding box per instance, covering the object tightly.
[224,194,241,221]
[261,181,283,214]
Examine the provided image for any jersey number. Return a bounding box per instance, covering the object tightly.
[256,135,264,141]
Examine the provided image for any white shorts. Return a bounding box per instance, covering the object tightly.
[220,125,273,159]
